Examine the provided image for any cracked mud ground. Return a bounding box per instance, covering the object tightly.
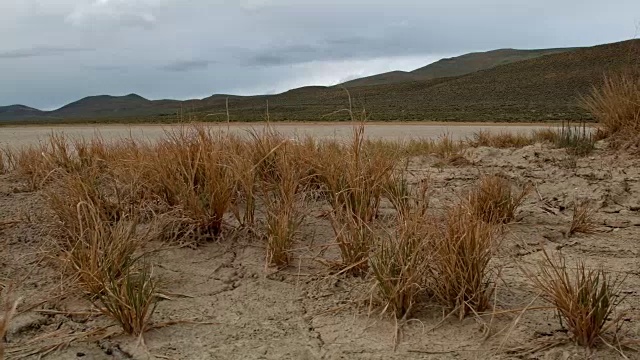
[2,142,640,359]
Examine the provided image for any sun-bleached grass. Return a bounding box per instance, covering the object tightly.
[568,199,598,237]
[467,175,530,224]
[582,73,640,148]
[524,250,626,348]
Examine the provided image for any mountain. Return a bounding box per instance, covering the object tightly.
[340,47,576,87]
[1,39,638,123]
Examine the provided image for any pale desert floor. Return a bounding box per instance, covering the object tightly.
[1,123,638,360]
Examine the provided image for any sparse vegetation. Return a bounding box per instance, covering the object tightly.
[2,121,637,357]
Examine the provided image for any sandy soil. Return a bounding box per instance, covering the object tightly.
[2,137,640,359]
[0,122,552,147]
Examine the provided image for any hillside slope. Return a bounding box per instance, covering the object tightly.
[340,47,575,87]
[2,39,638,123]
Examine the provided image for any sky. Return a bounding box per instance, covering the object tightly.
[1,1,639,110]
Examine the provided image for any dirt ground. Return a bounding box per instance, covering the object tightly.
[1,131,640,359]
[0,122,550,147]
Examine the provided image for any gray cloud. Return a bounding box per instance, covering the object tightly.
[161,60,217,72]
[1,0,639,109]
[0,46,93,59]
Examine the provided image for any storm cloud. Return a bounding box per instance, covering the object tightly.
[1,0,639,109]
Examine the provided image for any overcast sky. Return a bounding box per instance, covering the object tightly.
[1,0,639,109]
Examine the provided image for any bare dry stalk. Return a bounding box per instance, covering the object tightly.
[524,249,626,348]
[1,285,22,360]
[568,199,599,237]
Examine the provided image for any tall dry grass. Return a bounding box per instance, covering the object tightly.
[429,203,498,319]
[315,124,396,274]
[582,73,640,147]
[148,127,235,239]
[262,143,305,267]
[371,186,431,318]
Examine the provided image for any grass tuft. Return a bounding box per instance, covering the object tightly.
[429,203,497,319]
[93,263,157,336]
[525,250,626,348]
[568,199,598,237]
[467,175,530,224]
[582,73,640,148]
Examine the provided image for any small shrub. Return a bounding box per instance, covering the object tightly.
[568,199,598,237]
[525,250,626,348]
[468,175,530,224]
[429,203,497,319]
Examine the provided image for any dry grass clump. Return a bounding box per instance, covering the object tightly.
[316,125,396,223]
[93,263,157,336]
[429,203,498,319]
[370,188,431,318]
[315,124,396,274]
[59,202,144,297]
[54,200,157,335]
[567,199,598,237]
[553,121,595,156]
[470,130,536,148]
[525,250,626,348]
[1,285,21,359]
[263,144,305,267]
[582,73,640,148]
[467,175,530,224]
[148,127,235,239]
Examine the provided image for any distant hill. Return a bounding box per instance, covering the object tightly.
[1,39,638,123]
[340,47,576,87]
[0,105,45,119]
